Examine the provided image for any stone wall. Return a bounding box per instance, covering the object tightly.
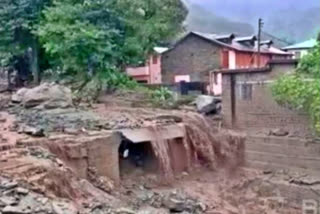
[245,135,320,174]
[222,63,313,138]
[161,34,221,84]
[44,133,122,184]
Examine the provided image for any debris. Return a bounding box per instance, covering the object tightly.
[51,201,78,214]
[195,95,221,115]
[20,126,45,137]
[269,128,289,137]
[11,83,73,109]
[116,207,136,214]
[2,206,27,214]
[0,196,17,206]
[1,181,18,190]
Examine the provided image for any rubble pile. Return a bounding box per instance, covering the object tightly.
[0,176,79,214]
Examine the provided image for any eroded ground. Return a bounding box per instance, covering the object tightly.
[0,89,316,214]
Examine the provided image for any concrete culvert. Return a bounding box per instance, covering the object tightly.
[118,134,158,178]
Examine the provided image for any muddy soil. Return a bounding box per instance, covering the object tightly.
[0,91,307,213]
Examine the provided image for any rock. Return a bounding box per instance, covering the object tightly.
[115,208,136,214]
[1,181,18,190]
[52,201,78,214]
[155,115,183,123]
[63,128,80,135]
[0,116,6,123]
[2,205,29,214]
[16,187,29,195]
[162,197,186,212]
[11,83,73,109]
[0,197,17,206]
[137,207,169,214]
[11,88,28,103]
[269,128,289,137]
[21,126,45,137]
[195,95,221,115]
[38,197,48,205]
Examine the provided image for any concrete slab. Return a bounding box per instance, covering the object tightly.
[119,124,185,143]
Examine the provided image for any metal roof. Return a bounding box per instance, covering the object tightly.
[282,39,317,50]
[153,47,169,54]
[189,32,290,55]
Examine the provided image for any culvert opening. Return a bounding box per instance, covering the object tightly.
[118,137,158,178]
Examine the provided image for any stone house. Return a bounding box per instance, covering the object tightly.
[161,32,292,95]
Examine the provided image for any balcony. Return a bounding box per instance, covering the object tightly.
[126,66,150,77]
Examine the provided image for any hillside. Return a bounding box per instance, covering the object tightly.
[184,0,320,43]
[184,4,254,36]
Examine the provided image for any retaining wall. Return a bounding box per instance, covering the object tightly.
[246,135,320,174]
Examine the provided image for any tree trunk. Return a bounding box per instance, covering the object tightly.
[30,38,40,85]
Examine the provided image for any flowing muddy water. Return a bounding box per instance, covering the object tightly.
[149,112,245,182]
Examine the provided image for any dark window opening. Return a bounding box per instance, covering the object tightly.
[213,72,218,84]
[137,80,148,84]
[152,55,158,64]
[240,83,252,100]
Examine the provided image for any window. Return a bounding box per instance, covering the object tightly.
[294,51,301,59]
[152,55,158,64]
[213,72,218,84]
[137,80,148,84]
[240,83,252,100]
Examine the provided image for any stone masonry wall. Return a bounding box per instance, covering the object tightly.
[161,34,221,84]
[222,63,313,138]
[246,135,320,174]
[44,133,122,184]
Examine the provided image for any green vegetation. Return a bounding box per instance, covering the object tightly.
[0,0,187,91]
[272,42,320,133]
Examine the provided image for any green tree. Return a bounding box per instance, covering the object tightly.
[297,42,320,77]
[272,42,320,134]
[37,0,123,75]
[36,0,186,99]
[110,0,187,65]
[36,0,187,92]
[0,0,51,84]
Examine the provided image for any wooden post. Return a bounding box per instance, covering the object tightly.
[257,18,264,68]
[230,74,236,127]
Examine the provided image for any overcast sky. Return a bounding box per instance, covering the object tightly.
[186,0,320,25]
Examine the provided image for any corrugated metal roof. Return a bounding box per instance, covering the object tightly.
[153,47,169,54]
[190,32,290,55]
[282,39,317,50]
[162,32,291,56]
[234,35,257,42]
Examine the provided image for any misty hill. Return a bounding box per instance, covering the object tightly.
[184,4,254,36]
[184,0,320,43]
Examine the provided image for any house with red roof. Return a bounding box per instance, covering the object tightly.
[161,32,292,95]
[126,31,292,95]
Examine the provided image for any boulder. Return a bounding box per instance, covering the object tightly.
[195,95,221,115]
[2,205,29,214]
[51,201,78,214]
[11,83,73,109]
[19,126,45,137]
[11,88,28,103]
[269,128,289,137]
